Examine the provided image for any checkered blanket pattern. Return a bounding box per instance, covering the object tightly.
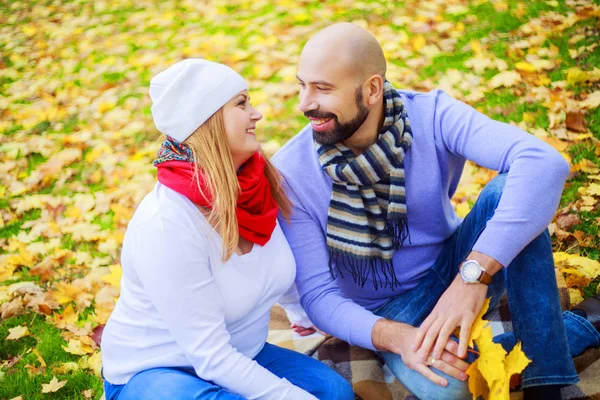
[268,271,600,399]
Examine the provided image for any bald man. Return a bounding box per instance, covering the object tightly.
[273,23,600,399]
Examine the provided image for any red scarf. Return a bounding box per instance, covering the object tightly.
[156,153,278,246]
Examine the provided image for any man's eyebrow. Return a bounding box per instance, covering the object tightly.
[296,75,336,87]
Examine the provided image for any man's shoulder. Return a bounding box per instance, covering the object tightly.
[272,124,315,173]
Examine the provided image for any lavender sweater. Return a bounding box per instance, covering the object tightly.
[273,89,570,351]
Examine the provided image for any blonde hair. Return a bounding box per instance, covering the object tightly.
[167,108,291,261]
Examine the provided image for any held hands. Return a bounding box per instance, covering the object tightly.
[372,319,470,387]
[412,273,488,367]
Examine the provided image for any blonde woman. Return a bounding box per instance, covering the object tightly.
[100,59,353,400]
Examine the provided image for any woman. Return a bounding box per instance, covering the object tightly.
[100,59,354,400]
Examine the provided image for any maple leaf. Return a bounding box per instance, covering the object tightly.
[475,327,507,386]
[101,264,123,290]
[467,297,491,347]
[6,325,30,340]
[488,71,522,89]
[41,376,67,393]
[62,339,90,356]
[33,348,47,367]
[49,304,78,329]
[467,360,489,400]
[579,91,600,110]
[505,342,531,379]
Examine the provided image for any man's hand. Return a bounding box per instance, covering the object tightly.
[413,273,488,362]
[372,319,469,387]
[413,252,502,361]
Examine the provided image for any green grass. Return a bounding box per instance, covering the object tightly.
[0,313,104,400]
[1,0,599,398]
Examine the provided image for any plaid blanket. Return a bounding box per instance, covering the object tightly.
[268,271,600,399]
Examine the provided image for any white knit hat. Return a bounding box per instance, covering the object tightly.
[149,59,247,142]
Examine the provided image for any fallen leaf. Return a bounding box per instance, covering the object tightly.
[41,376,67,393]
[488,71,522,89]
[566,111,587,132]
[7,325,30,340]
[580,91,600,110]
[568,288,584,306]
[556,213,581,231]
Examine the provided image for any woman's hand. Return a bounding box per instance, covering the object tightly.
[291,324,327,336]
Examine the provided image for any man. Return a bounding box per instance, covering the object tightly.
[273,23,600,399]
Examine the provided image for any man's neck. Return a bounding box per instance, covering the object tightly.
[342,98,386,155]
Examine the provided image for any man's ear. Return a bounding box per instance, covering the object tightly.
[365,75,384,106]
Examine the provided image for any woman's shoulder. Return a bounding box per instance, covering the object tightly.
[127,182,214,238]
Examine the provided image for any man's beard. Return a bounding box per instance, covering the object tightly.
[307,87,370,146]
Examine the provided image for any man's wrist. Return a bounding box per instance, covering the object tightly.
[463,250,503,276]
[372,318,410,353]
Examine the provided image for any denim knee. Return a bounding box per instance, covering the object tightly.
[477,172,507,208]
[312,369,354,400]
[383,352,471,400]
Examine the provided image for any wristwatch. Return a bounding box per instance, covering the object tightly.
[459,260,492,285]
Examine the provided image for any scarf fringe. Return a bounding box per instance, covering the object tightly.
[385,215,411,250]
[328,250,400,290]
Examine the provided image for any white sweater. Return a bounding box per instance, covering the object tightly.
[101,182,316,400]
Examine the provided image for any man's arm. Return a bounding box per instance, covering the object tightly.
[277,188,382,350]
[414,90,570,360]
[278,178,469,385]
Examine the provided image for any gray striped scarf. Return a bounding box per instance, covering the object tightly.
[315,81,413,290]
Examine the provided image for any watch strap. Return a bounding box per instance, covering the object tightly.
[479,271,492,285]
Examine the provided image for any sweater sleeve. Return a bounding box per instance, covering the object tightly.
[277,283,313,328]
[278,187,383,351]
[131,214,316,400]
[434,90,570,267]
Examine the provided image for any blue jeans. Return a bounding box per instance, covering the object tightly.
[103,342,354,400]
[374,173,600,399]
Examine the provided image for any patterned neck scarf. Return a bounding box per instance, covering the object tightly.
[315,81,413,290]
[153,136,279,246]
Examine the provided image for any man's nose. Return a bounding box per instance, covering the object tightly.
[299,92,318,113]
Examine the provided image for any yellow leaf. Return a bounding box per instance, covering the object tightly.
[63,339,88,355]
[98,101,116,113]
[567,67,600,85]
[489,379,509,400]
[470,40,483,55]
[475,327,507,385]
[468,297,491,347]
[411,35,426,51]
[585,183,600,196]
[505,342,531,379]
[6,325,30,340]
[80,351,103,377]
[102,264,123,290]
[455,202,471,218]
[467,359,489,399]
[554,253,600,279]
[515,62,537,73]
[41,376,67,393]
[50,304,78,329]
[579,91,600,110]
[33,348,46,367]
[569,288,584,306]
[52,361,79,375]
[488,71,522,89]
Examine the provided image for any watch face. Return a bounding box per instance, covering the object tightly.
[462,262,481,282]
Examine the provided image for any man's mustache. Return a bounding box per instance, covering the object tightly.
[304,110,337,120]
